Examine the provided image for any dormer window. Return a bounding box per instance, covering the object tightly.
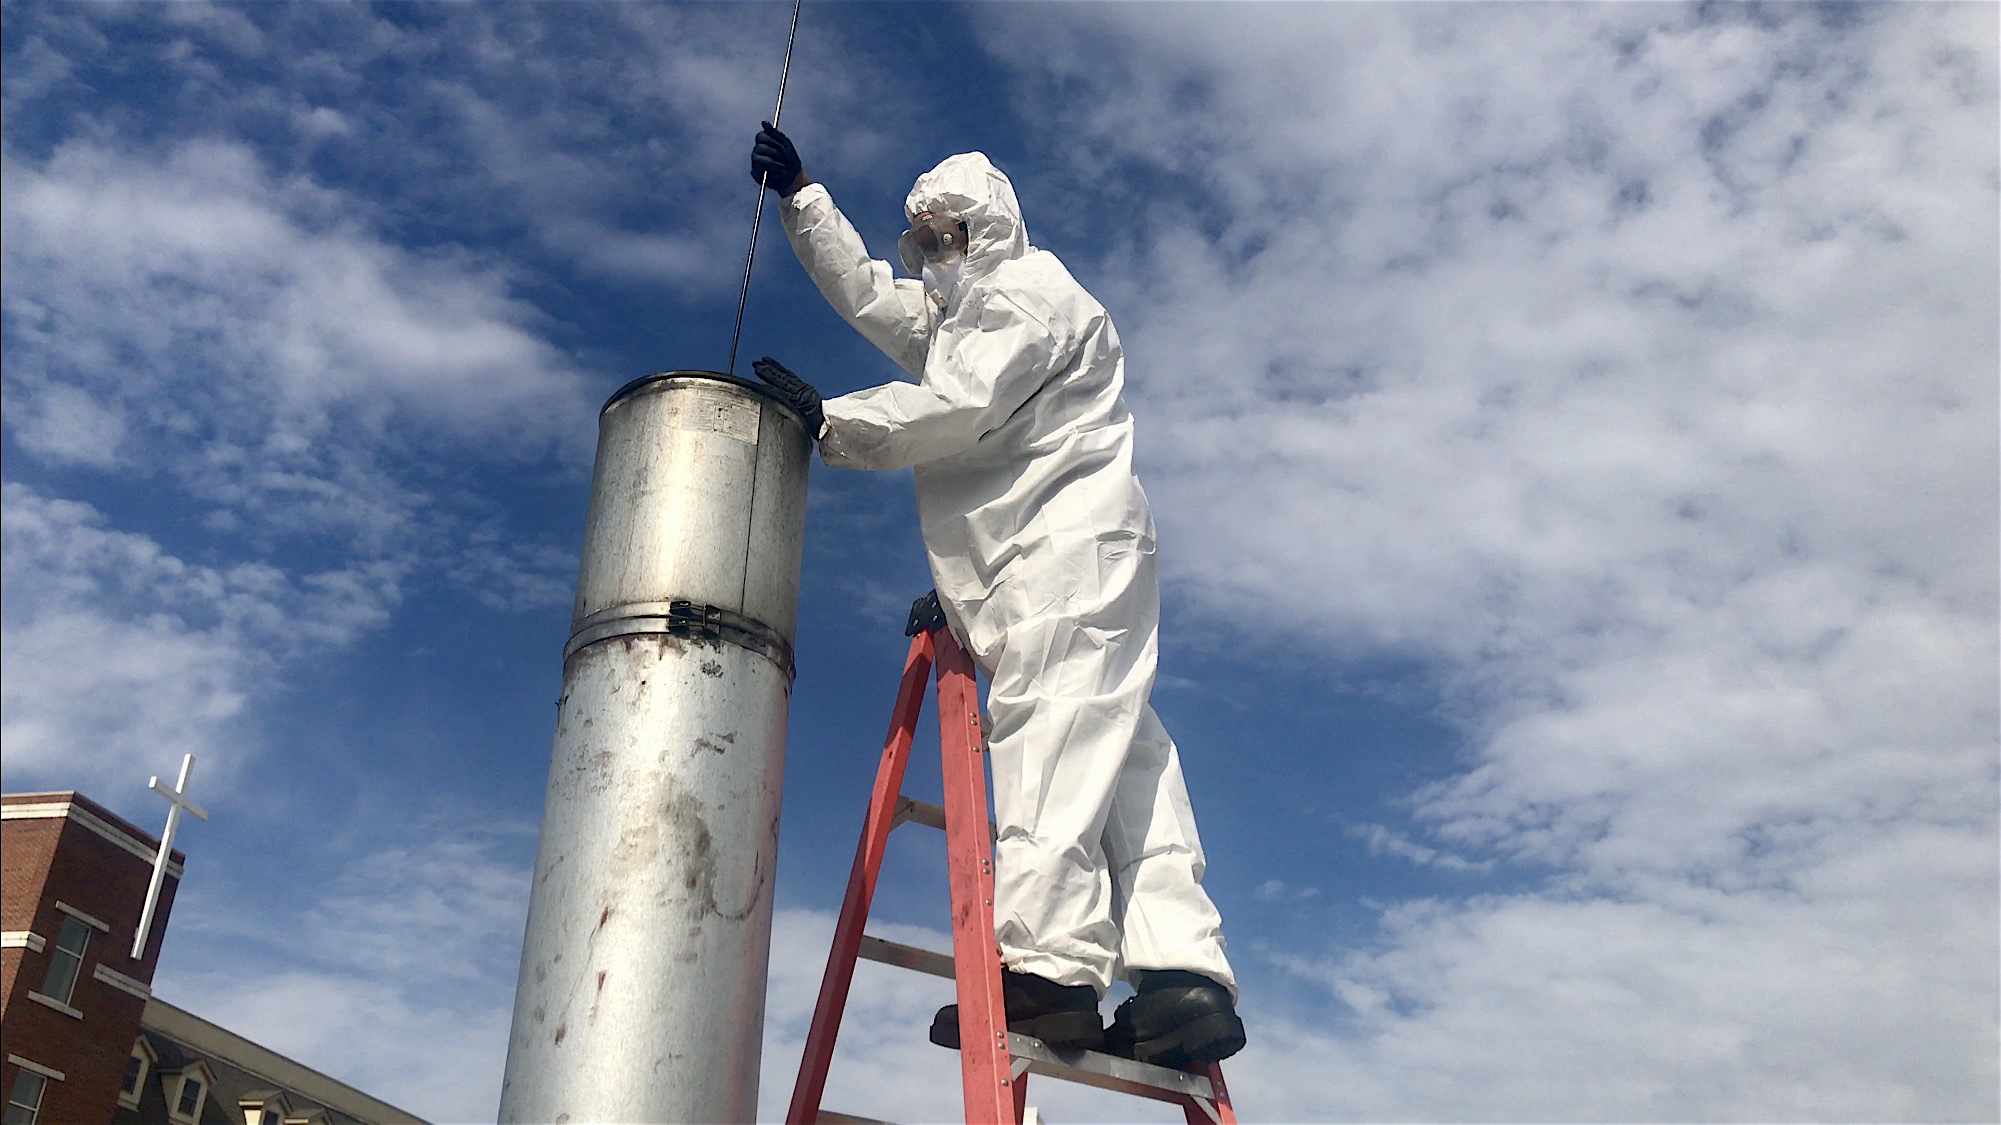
[119,1038,156,1111]
[164,1062,213,1124]
[239,1090,290,1125]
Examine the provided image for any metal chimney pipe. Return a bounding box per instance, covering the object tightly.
[500,371,811,1123]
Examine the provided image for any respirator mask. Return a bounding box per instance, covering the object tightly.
[898,209,970,301]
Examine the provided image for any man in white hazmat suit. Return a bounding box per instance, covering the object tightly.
[750,123,1245,1068]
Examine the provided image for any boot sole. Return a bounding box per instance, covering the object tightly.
[1125,1011,1247,1068]
[929,1007,1105,1052]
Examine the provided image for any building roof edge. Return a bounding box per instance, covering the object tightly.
[142,997,429,1124]
[2,790,187,867]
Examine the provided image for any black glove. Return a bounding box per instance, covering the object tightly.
[905,590,946,637]
[751,356,824,438]
[750,122,805,197]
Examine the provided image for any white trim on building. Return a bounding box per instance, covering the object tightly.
[4,1055,66,1082]
[93,961,153,999]
[52,901,112,932]
[25,991,84,1019]
[1,798,186,876]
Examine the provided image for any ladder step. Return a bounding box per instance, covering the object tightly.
[890,796,947,830]
[889,796,996,836]
[1007,1033,1218,1104]
[857,934,954,979]
[820,1038,1217,1124]
[852,937,1219,1103]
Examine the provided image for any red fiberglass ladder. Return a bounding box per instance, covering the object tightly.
[785,615,1238,1125]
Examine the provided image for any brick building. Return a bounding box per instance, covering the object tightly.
[2,791,422,1124]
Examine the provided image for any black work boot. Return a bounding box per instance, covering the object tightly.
[1104,970,1246,1068]
[929,970,1105,1051]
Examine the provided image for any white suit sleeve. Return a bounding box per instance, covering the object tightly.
[780,184,932,378]
[819,287,1068,471]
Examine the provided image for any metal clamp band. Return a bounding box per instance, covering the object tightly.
[565,600,796,684]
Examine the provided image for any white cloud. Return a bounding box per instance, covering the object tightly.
[0,2,921,296]
[2,137,597,495]
[302,836,533,986]
[1256,837,1997,1122]
[1350,824,1491,874]
[1252,878,1325,903]
[0,483,400,795]
[3,372,126,467]
[444,532,580,615]
[1,111,603,787]
[0,30,77,107]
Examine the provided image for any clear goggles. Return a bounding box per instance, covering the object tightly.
[897,209,969,273]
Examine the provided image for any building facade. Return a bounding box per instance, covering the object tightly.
[2,791,422,1125]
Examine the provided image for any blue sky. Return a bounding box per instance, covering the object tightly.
[3,2,1996,1121]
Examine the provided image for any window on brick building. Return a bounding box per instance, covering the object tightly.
[5,1070,47,1125]
[38,917,90,1006]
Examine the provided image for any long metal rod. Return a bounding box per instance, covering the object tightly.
[726,0,806,377]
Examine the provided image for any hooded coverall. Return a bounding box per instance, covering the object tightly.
[780,153,1235,999]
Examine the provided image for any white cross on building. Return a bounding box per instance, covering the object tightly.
[132,753,208,960]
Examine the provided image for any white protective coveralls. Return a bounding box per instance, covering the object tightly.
[780,153,1235,999]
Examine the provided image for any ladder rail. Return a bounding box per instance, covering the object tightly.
[786,634,937,1124]
[1189,1060,1236,1125]
[934,631,1019,1123]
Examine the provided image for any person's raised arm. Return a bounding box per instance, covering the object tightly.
[750,123,932,377]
